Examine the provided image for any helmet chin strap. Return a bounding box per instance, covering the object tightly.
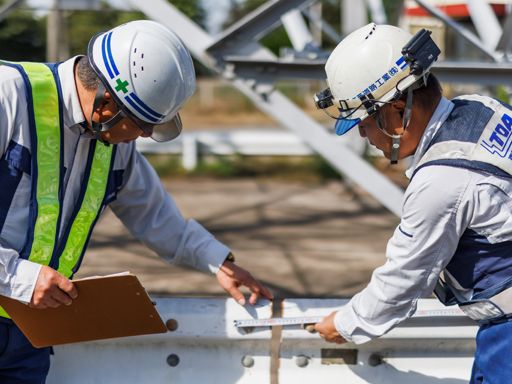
[374,87,414,165]
[89,82,125,146]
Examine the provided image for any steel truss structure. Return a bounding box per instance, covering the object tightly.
[127,0,405,216]
[127,0,512,216]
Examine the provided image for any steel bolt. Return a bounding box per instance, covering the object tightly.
[241,355,255,368]
[167,354,180,367]
[368,353,383,367]
[295,355,310,368]
[166,319,178,332]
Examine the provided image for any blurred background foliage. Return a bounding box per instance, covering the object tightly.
[0,0,402,62]
[0,0,205,61]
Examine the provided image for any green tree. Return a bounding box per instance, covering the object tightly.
[0,0,206,61]
[68,0,206,56]
[0,1,46,61]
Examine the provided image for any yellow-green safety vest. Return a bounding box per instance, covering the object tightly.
[0,62,115,318]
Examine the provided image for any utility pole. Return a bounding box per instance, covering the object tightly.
[47,0,69,62]
[309,2,322,46]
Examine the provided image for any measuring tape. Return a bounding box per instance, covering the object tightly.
[234,307,466,328]
[234,316,324,328]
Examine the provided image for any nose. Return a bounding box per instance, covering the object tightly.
[139,126,153,138]
[358,125,367,138]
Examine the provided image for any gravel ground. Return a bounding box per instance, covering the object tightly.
[77,178,400,299]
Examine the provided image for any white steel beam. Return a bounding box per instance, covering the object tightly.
[223,57,512,86]
[47,298,477,384]
[232,78,404,216]
[467,0,502,51]
[281,9,316,51]
[365,0,387,24]
[206,0,316,56]
[496,9,512,52]
[342,0,367,35]
[302,7,341,44]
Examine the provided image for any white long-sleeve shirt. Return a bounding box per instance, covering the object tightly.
[335,96,512,343]
[0,57,230,303]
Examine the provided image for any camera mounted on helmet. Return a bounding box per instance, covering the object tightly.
[401,29,441,76]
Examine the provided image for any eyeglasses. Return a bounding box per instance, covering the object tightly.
[333,99,386,135]
[110,98,183,143]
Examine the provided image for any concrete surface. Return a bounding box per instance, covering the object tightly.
[77,178,400,299]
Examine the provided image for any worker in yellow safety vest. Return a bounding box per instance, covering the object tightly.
[0,20,272,383]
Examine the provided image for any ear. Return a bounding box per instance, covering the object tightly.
[94,91,112,112]
[391,99,406,113]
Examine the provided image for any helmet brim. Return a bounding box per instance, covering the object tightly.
[150,114,183,142]
[335,117,361,135]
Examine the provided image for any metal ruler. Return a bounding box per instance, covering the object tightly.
[234,316,324,328]
[234,308,466,328]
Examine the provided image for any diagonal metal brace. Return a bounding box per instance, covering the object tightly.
[206,0,316,56]
[0,0,23,23]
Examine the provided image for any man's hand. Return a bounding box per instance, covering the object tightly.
[216,260,273,305]
[315,311,347,344]
[30,265,78,309]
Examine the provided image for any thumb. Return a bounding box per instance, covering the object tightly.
[57,276,78,299]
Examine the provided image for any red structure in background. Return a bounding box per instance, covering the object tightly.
[404,1,507,18]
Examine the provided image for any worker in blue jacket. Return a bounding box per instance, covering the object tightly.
[314,23,512,384]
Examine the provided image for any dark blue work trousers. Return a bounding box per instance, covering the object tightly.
[470,319,512,384]
[0,317,51,384]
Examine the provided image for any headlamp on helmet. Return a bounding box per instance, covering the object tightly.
[315,26,440,135]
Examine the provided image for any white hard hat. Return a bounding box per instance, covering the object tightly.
[318,23,439,135]
[88,20,196,142]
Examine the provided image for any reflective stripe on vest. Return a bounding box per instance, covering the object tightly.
[0,62,114,318]
[21,62,62,266]
[57,141,112,277]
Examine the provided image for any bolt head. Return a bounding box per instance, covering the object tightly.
[167,354,180,367]
[166,319,178,332]
[241,355,255,368]
[295,355,310,368]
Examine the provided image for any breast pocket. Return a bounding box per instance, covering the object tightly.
[0,141,31,229]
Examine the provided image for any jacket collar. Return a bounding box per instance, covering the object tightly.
[57,55,88,135]
[405,96,455,179]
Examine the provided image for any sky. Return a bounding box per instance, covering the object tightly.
[26,0,232,34]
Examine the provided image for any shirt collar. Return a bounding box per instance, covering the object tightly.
[405,96,455,179]
[57,55,87,134]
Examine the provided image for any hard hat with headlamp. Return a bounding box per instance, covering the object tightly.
[87,20,196,143]
[314,23,440,163]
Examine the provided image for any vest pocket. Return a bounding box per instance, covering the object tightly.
[0,142,30,231]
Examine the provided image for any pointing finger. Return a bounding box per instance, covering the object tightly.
[226,285,246,306]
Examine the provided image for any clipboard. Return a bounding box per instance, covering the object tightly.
[0,273,167,348]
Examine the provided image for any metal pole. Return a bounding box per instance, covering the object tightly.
[46,0,70,62]
[342,0,367,35]
[467,0,502,51]
[309,3,323,46]
[281,9,315,51]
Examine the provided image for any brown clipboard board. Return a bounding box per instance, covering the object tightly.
[0,273,167,348]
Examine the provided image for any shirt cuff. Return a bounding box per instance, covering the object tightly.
[10,259,42,303]
[334,302,375,345]
[175,219,231,275]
